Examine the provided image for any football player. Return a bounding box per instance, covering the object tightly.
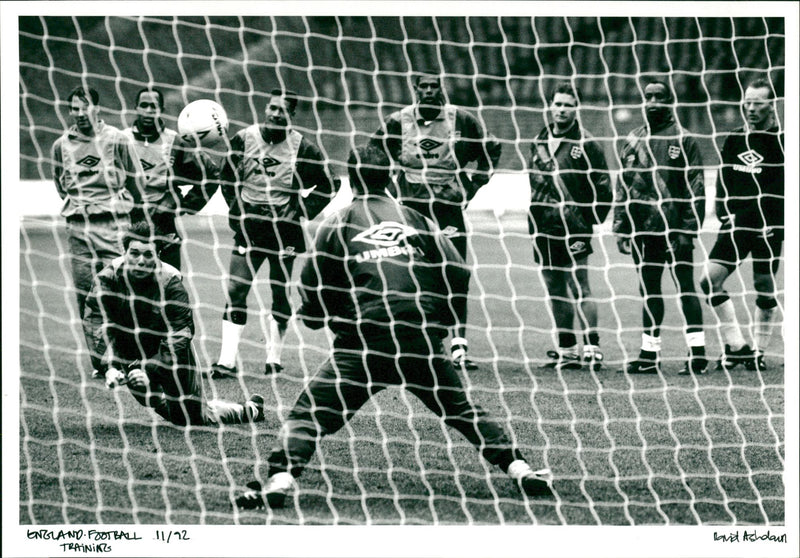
[613,81,707,375]
[123,88,183,269]
[369,70,502,371]
[234,144,553,510]
[52,84,145,379]
[84,221,265,426]
[210,89,339,378]
[700,78,784,372]
[527,82,612,371]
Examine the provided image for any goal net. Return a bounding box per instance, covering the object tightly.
[11,8,794,541]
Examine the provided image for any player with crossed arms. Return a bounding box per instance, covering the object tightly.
[234,144,553,510]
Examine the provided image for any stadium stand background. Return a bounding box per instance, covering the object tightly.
[20,16,785,179]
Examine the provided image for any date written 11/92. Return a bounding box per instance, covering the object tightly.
[154,530,190,543]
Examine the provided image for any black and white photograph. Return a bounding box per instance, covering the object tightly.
[2,2,798,557]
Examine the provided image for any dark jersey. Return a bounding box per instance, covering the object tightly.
[298,194,470,345]
[528,122,612,236]
[83,258,194,369]
[717,125,784,233]
[613,118,705,236]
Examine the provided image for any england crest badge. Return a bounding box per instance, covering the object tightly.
[668,145,681,159]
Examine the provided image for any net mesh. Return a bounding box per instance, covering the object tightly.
[18,15,786,526]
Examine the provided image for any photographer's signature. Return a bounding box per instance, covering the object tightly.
[715,530,786,543]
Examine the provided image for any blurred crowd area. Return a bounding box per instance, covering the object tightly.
[20,16,785,176]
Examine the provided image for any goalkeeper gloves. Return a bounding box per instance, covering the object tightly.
[105,368,127,389]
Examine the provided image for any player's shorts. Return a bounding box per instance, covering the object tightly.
[232,209,304,259]
[631,232,694,266]
[402,199,467,257]
[708,226,783,275]
[532,234,593,268]
[66,213,129,288]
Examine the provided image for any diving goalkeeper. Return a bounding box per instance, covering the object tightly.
[83,221,265,426]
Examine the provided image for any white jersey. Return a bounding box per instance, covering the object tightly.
[123,123,179,212]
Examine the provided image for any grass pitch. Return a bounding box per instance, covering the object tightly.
[18,214,785,525]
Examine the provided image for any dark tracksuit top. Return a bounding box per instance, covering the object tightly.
[298,194,470,345]
[528,122,612,237]
[83,258,204,425]
[613,117,705,237]
[266,193,523,478]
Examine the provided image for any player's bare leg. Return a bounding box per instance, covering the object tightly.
[212,248,266,378]
[701,262,755,371]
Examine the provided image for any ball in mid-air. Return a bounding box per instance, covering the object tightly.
[177,99,229,147]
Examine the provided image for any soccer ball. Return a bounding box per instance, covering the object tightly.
[177,99,229,147]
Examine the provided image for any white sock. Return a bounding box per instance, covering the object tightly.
[506,459,534,480]
[583,344,600,358]
[754,306,776,354]
[217,320,244,368]
[451,337,468,360]
[712,298,746,350]
[267,471,296,492]
[641,333,662,354]
[451,337,468,349]
[205,399,246,425]
[266,315,287,365]
[685,331,706,349]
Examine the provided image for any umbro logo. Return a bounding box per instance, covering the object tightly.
[737,149,764,166]
[441,225,459,238]
[262,156,281,168]
[77,155,100,167]
[569,240,586,253]
[353,222,423,263]
[418,138,443,152]
[140,160,155,171]
[353,222,417,247]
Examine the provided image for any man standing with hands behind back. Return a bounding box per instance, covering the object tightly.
[528,82,612,371]
[370,70,502,370]
[700,78,784,372]
[210,88,339,379]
